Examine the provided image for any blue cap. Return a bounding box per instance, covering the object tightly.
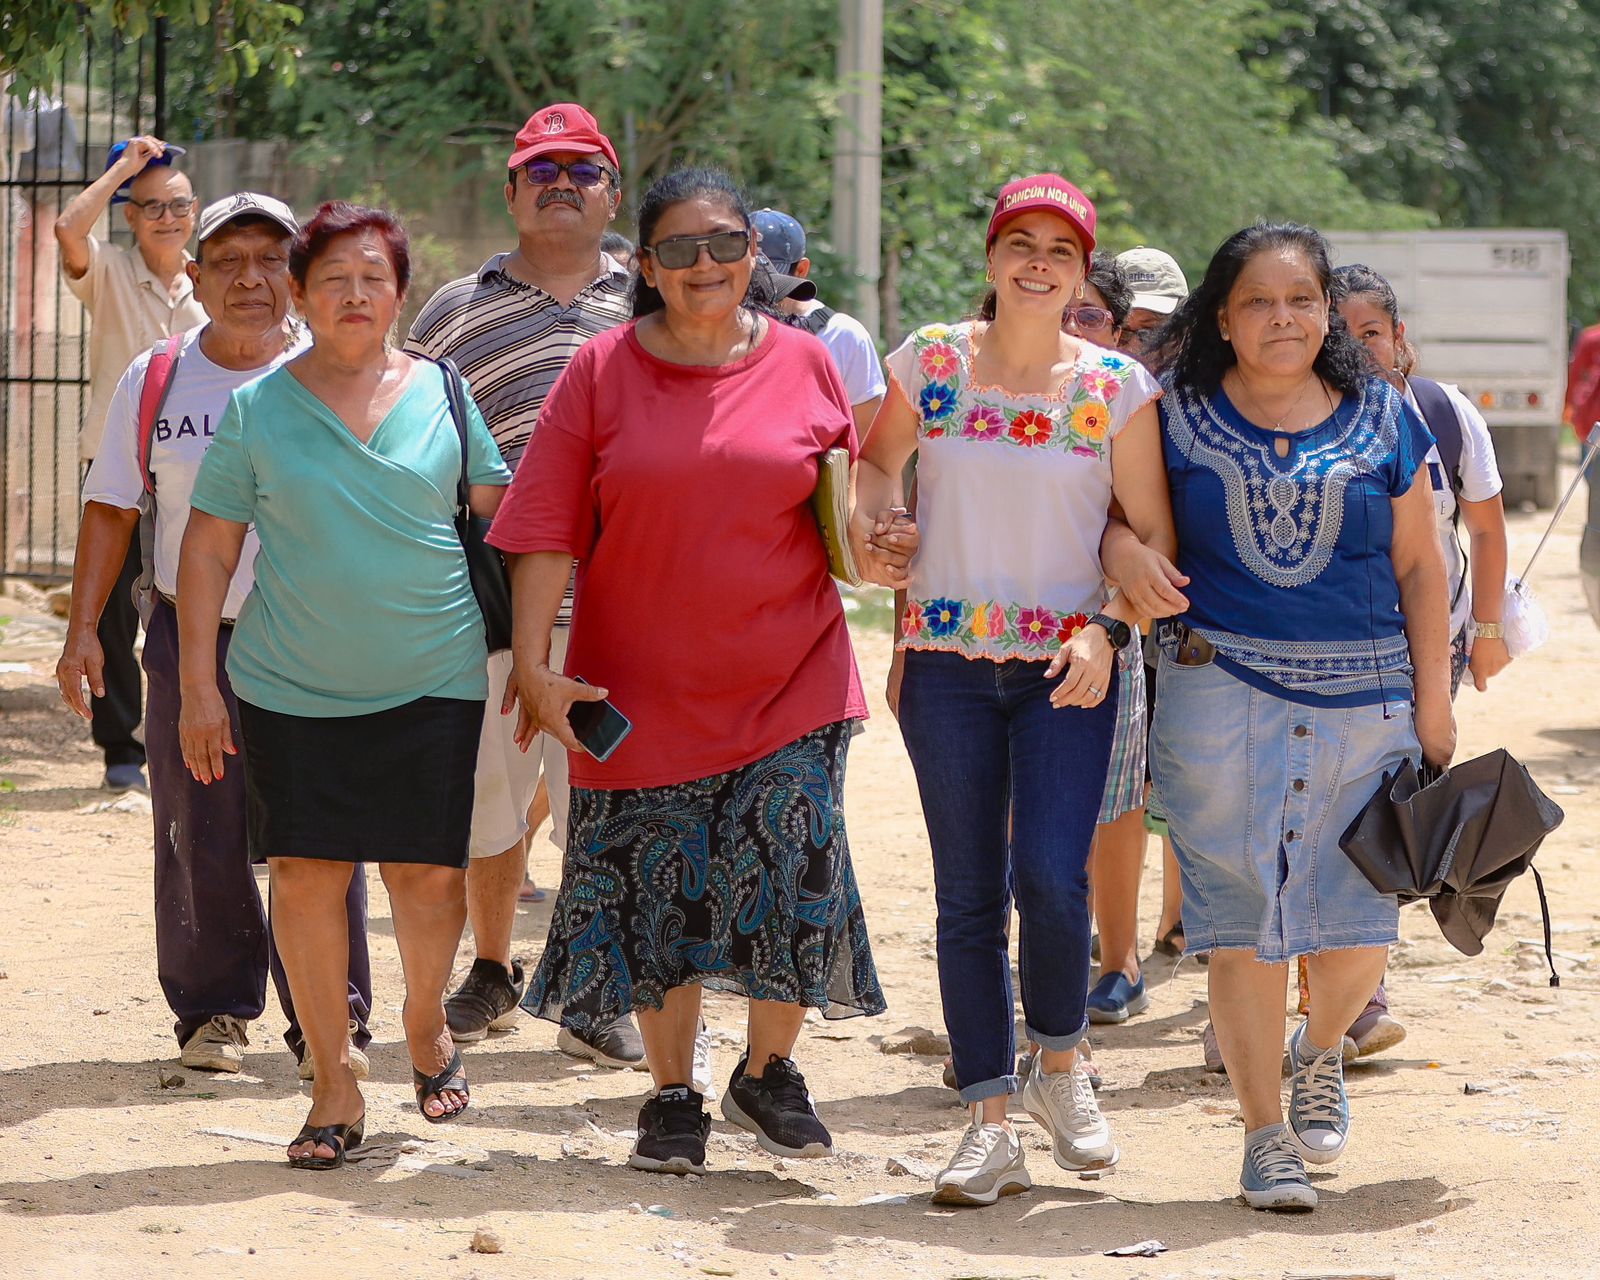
[104,139,186,205]
[751,208,806,273]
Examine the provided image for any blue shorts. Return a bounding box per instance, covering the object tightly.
[1149,651,1418,963]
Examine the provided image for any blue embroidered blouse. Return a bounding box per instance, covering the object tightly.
[1161,374,1434,707]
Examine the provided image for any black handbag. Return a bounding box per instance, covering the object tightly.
[438,358,513,652]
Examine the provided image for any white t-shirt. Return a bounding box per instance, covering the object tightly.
[1404,378,1504,637]
[82,325,298,619]
[794,302,887,407]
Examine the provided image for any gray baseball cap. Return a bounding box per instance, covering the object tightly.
[1116,246,1189,315]
[197,191,299,243]
[751,208,806,272]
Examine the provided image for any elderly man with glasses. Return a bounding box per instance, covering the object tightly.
[404,102,651,1074]
[56,136,206,794]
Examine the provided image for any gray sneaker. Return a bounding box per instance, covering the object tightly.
[1286,1020,1350,1165]
[298,1020,372,1082]
[180,1014,248,1073]
[1020,1052,1118,1171]
[932,1123,1032,1206]
[557,1015,647,1069]
[1240,1123,1316,1212]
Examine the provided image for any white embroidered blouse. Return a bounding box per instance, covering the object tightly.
[885,321,1161,661]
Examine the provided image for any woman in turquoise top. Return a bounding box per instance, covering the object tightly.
[178,203,509,1171]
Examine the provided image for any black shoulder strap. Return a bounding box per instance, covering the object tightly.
[797,305,835,336]
[1408,376,1464,496]
[437,357,470,520]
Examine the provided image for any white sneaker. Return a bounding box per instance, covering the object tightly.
[180,1015,248,1073]
[691,1021,716,1099]
[298,1020,371,1082]
[932,1123,1032,1206]
[1021,1052,1119,1171]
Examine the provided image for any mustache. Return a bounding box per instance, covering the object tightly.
[537,188,584,210]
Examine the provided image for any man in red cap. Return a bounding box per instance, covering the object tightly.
[404,103,647,1071]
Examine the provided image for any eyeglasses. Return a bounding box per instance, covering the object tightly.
[522,158,610,188]
[641,229,750,271]
[128,197,196,221]
[1062,304,1115,333]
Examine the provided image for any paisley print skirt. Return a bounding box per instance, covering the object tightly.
[523,720,885,1033]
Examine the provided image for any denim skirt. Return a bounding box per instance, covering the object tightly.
[1149,652,1418,963]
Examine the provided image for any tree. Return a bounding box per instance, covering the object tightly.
[1252,0,1600,321]
[1,1,304,98]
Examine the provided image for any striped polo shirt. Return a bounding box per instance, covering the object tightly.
[404,252,631,626]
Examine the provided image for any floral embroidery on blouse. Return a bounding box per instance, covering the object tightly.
[897,322,1141,461]
[901,596,1091,656]
[886,320,1161,663]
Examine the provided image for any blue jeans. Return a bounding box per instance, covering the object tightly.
[898,649,1118,1103]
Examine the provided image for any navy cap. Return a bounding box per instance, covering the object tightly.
[751,208,806,273]
[104,139,186,205]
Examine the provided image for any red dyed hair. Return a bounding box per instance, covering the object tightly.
[289,200,411,295]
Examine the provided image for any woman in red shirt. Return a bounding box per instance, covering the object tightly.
[490,167,911,1178]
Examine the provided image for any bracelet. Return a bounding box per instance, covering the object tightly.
[1473,621,1504,639]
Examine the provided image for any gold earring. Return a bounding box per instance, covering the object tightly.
[985,269,994,283]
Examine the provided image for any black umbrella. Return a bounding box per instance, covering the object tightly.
[1339,749,1564,986]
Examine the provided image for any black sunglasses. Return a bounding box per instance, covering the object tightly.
[641,229,750,271]
[522,158,610,188]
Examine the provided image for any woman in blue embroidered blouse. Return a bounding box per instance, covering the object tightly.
[1149,222,1453,1214]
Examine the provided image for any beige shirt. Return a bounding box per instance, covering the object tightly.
[64,235,205,460]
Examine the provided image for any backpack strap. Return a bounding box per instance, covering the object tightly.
[796,305,835,336]
[137,333,184,498]
[1407,374,1471,613]
[1408,375,1464,500]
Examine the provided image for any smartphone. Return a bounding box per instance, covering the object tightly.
[568,677,633,761]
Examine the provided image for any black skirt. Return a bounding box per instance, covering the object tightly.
[237,696,484,866]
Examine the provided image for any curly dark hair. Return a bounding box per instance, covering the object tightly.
[1085,256,1133,327]
[1163,221,1370,396]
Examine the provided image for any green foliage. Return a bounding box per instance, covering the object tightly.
[1254,0,1600,321]
[1,2,304,99]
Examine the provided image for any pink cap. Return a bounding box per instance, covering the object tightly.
[507,103,619,171]
[986,174,1096,254]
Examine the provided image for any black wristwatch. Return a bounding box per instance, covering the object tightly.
[1086,612,1132,649]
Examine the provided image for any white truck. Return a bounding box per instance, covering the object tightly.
[1325,229,1570,508]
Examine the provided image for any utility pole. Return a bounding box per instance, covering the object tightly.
[832,0,882,341]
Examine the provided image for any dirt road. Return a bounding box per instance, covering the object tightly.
[1,486,1597,1280]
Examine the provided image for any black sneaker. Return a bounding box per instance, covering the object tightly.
[628,1086,710,1175]
[444,958,525,1043]
[720,1053,833,1158]
[556,1014,647,1069]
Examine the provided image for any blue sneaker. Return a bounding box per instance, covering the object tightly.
[1085,972,1149,1025]
[1286,1019,1349,1165]
[1240,1124,1317,1212]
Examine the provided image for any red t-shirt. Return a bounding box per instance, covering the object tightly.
[488,319,867,789]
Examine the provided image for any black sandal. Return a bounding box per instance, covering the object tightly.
[286,1113,364,1171]
[413,1046,470,1123]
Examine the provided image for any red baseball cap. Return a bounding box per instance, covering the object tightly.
[986,173,1097,254]
[507,103,619,172]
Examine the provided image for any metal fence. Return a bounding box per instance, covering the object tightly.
[1,27,165,582]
